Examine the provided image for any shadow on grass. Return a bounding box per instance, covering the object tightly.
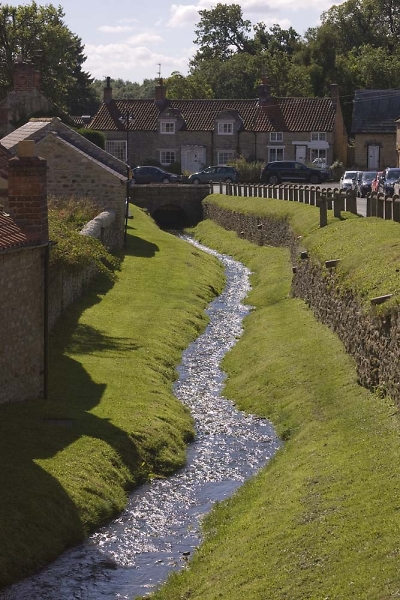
[0,271,146,588]
[122,222,159,258]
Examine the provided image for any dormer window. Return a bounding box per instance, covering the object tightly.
[218,122,234,135]
[270,132,283,142]
[160,121,175,134]
[311,132,326,141]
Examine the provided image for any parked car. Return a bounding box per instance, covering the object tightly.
[130,166,182,185]
[379,167,400,197]
[356,171,377,197]
[339,170,358,191]
[260,161,329,185]
[371,171,384,192]
[188,165,239,184]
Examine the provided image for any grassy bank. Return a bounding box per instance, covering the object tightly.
[145,217,400,600]
[0,206,224,589]
[204,194,400,311]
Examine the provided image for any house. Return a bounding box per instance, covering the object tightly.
[351,89,400,170]
[88,77,348,173]
[0,140,50,404]
[0,58,74,138]
[1,117,129,250]
[0,143,11,208]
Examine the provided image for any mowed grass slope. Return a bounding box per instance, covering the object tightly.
[0,206,224,588]
[145,215,400,600]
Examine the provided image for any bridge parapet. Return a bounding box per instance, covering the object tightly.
[130,184,209,227]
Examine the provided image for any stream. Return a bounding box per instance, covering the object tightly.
[0,237,280,600]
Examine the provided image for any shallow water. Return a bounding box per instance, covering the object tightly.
[0,237,280,600]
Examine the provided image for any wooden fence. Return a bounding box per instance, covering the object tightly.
[209,182,400,227]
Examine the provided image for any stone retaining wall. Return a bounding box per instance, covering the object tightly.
[204,200,400,404]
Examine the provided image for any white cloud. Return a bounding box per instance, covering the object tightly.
[127,33,163,45]
[98,25,135,33]
[84,42,191,81]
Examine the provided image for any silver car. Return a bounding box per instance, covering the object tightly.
[339,171,358,190]
[188,166,239,184]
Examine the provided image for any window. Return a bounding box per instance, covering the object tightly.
[270,132,283,142]
[106,140,127,162]
[268,147,284,162]
[160,121,175,134]
[218,122,234,135]
[310,148,327,163]
[311,132,326,141]
[217,151,234,165]
[160,150,176,165]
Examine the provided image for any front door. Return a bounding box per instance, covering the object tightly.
[368,145,380,169]
[181,145,206,174]
[295,145,307,163]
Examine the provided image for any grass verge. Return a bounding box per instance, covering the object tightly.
[204,194,400,311]
[0,207,225,589]
[145,218,400,600]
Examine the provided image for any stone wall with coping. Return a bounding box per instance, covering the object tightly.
[203,198,400,403]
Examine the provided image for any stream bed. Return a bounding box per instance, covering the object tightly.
[1,237,280,600]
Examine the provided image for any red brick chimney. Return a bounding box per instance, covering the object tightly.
[8,141,48,243]
[104,76,113,104]
[13,59,41,92]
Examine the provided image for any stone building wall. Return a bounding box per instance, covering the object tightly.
[36,134,126,250]
[203,199,400,403]
[0,247,45,404]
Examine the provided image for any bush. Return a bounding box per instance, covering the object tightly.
[48,196,120,278]
[76,128,106,149]
[228,156,264,183]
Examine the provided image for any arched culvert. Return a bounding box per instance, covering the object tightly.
[152,204,187,229]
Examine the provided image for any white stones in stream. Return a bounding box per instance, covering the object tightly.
[0,237,280,600]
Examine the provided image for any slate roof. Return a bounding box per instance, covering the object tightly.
[0,211,42,251]
[351,90,400,134]
[90,97,337,133]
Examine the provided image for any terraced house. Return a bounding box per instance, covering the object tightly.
[89,78,348,172]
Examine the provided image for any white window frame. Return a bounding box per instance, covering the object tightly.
[160,150,176,165]
[311,132,326,141]
[270,132,283,142]
[217,151,234,165]
[106,140,127,162]
[310,148,327,162]
[268,147,284,162]
[160,121,175,134]
[217,122,234,135]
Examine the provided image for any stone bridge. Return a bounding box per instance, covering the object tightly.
[130,184,210,229]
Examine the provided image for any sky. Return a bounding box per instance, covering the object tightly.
[7,0,340,83]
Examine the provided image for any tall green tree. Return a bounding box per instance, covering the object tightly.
[0,2,96,114]
[192,3,254,65]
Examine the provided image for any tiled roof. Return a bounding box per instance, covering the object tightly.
[352,89,400,134]
[0,144,11,179]
[0,211,41,251]
[1,120,50,150]
[90,96,336,133]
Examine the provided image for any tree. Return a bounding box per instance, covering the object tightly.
[165,72,214,99]
[192,3,254,65]
[0,2,95,114]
